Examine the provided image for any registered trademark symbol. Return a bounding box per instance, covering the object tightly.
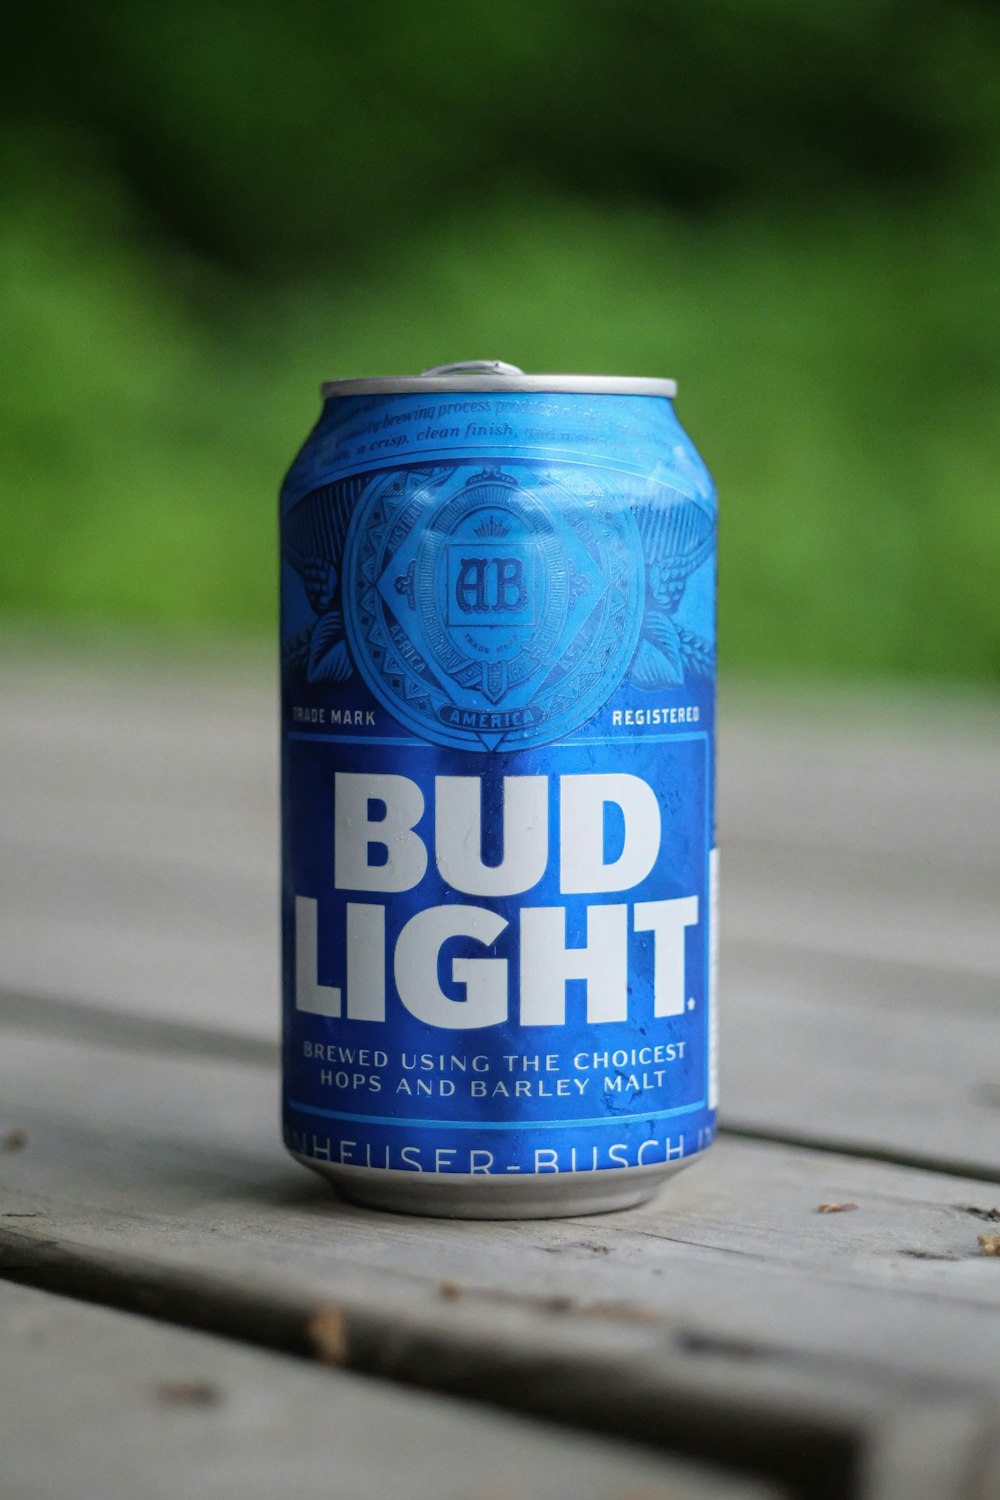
[687,997,696,1010]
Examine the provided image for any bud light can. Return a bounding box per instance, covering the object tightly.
[280,361,717,1217]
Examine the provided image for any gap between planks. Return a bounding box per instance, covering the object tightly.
[2,984,997,1186]
[2,1278,763,1500]
[2,1030,1000,1498]
[719,1124,1000,1189]
[0,1225,985,1500]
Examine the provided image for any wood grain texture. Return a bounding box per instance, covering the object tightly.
[3,656,1000,1498]
[2,658,999,1175]
[720,942,1000,1177]
[3,1027,1000,1317]
[1,1026,998,1500]
[2,1281,749,1500]
[718,687,1000,872]
[721,839,1000,977]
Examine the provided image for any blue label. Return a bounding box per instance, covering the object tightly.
[281,392,717,1181]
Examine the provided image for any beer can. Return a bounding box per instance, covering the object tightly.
[280,360,717,1218]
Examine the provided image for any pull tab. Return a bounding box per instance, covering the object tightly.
[419,360,524,377]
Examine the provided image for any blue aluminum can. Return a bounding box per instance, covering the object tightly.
[280,361,717,1217]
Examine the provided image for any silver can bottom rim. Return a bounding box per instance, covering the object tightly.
[289,1150,697,1220]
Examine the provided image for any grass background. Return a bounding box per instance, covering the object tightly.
[2,1,999,682]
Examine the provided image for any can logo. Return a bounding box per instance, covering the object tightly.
[342,464,646,750]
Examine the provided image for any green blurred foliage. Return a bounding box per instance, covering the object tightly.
[2,0,999,678]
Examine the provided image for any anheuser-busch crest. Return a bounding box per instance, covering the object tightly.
[280,361,717,1218]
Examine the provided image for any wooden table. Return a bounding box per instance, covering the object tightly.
[1,654,998,1500]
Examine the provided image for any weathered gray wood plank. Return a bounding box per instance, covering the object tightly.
[3,833,996,1052]
[719,687,1000,873]
[3,659,998,907]
[5,658,1000,1496]
[1,1026,999,1500]
[4,830,997,1039]
[0,657,279,1030]
[2,1280,749,1500]
[3,1026,999,1330]
[2,659,999,1174]
[4,932,996,1178]
[721,941,1000,1177]
[0,910,276,1034]
[5,661,997,872]
[722,839,1000,977]
[4,1025,999,1303]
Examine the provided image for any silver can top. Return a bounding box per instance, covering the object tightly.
[320,360,677,399]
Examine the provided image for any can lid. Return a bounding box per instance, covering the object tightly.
[320,360,677,399]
